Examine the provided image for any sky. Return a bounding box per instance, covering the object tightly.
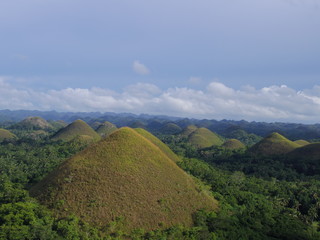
[0,0,320,123]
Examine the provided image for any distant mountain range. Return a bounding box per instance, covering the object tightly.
[1,109,320,140]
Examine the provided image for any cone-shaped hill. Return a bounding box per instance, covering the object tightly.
[134,128,180,162]
[188,128,224,148]
[31,127,217,230]
[180,125,198,137]
[13,116,52,130]
[51,120,101,142]
[222,139,245,150]
[160,123,182,135]
[96,121,117,137]
[249,132,300,156]
[294,139,310,146]
[0,128,17,142]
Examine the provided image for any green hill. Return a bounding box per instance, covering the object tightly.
[294,139,310,146]
[249,132,300,156]
[134,128,181,162]
[31,127,217,230]
[160,123,182,135]
[180,125,198,137]
[0,128,17,142]
[51,120,101,142]
[188,128,224,148]
[95,121,117,137]
[222,139,245,150]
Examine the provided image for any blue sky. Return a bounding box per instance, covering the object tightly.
[1,0,320,122]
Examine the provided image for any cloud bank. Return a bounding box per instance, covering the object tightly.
[1,77,320,123]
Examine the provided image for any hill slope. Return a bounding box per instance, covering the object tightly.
[222,139,245,150]
[31,127,217,230]
[51,120,101,142]
[249,132,299,156]
[134,128,181,162]
[188,128,224,148]
[180,125,198,137]
[0,128,17,142]
[95,121,117,137]
[293,139,310,146]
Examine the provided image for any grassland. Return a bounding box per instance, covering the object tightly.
[95,121,117,137]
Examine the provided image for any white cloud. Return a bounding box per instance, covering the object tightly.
[1,77,320,123]
[132,60,150,75]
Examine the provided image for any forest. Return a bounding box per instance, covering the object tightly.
[0,112,320,240]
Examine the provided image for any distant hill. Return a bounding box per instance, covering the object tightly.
[249,132,300,156]
[11,116,53,130]
[160,123,182,135]
[31,127,217,230]
[222,139,245,150]
[180,125,198,137]
[51,120,101,142]
[294,140,310,146]
[95,121,117,137]
[0,128,17,142]
[188,128,224,148]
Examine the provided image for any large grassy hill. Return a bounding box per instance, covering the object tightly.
[0,128,17,142]
[249,132,300,156]
[51,120,101,142]
[31,127,217,230]
[188,127,224,148]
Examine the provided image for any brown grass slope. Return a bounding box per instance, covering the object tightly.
[188,127,224,148]
[134,128,181,162]
[96,121,117,137]
[0,128,17,142]
[294,140,310,146]
[51,120,101,142]
[249,132,300,156]
[31,127,217,230]
[160,123,182,135]
[222,139,245,150]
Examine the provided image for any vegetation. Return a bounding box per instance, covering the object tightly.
[1,113,320,239]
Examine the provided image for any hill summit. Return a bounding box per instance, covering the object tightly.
[51,119,101,142]
[249,132,299,156]
[222,139,245,150]
[31,127,217,230]
[13,116,52,130]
